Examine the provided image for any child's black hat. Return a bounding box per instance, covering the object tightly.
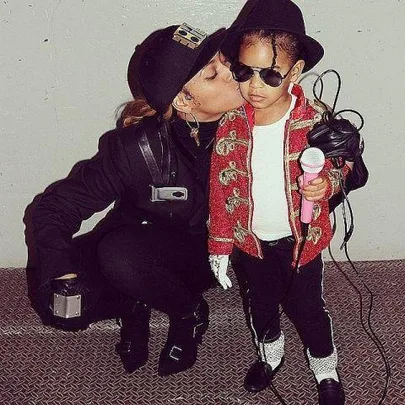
[222,0,324,72]
[128,23,226,114]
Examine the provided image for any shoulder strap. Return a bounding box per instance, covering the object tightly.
[138,118,171,185]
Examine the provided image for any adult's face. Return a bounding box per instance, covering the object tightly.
[184,52,244,122]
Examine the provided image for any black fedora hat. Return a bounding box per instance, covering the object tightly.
[222,0,324,72]
[128,23,226,114]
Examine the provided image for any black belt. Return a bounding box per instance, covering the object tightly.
[261,235,295,247]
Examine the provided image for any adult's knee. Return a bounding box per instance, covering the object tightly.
[97,226,144,275]
[96,226,152,298]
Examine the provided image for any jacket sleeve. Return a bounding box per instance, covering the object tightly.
[320,158,351,201]
[32,129,130,281]
[328,154,369,211]
[207,126,235,255]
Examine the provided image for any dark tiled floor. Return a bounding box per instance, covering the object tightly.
[0,261,403,404]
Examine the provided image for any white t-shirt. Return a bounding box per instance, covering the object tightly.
[251,95,296,241]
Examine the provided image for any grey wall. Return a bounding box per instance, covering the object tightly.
[1,0,404,267]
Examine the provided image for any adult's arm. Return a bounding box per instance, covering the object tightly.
[32,129,131,282]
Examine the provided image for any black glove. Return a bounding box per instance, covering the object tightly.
[307,116,363,162]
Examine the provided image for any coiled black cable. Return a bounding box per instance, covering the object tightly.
[328,177,391,405]
[314,70,391,403]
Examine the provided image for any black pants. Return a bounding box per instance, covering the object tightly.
[33,223,214,325]
[236,237,334,358]
[97,224,215,318]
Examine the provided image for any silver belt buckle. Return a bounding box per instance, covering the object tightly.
[150,185,188,202]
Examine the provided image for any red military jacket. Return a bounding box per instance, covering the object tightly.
[208,84,349,267]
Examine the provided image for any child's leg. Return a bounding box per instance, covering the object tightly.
[281,255,334,360]
[236,240,294,392]
[238,246,285,350]
[281,254,345,404]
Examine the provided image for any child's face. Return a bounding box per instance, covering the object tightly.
[237,40,303,123]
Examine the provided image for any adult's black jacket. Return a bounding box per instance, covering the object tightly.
[33,116,215,284]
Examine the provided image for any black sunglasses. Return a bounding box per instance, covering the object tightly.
[230,61,294,87]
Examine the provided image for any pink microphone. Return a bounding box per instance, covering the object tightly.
[300,147,325,224]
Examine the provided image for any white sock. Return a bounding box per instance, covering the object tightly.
[268,358,282,371]
[257,332,285,370]
[307,346,339,384]
[314,370,339,384]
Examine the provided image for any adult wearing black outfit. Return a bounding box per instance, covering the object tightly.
[30,23,244,377]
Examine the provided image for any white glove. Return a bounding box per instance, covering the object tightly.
[208,254,232,290]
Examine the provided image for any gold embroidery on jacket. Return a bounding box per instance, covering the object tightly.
[216,131,249,156]
[286,151,301,162]
[312,203,321,220]
[219,161,248,186]
[219,109,245,127]
[291,182,299,192]
[328,169,342,194]
[308,99,328,116]
[289,119,315,131]
[290,209,300,221]
[209,236,233,243]
[307,226,322,244]
[233,221,249,243]
[225,188,249,214]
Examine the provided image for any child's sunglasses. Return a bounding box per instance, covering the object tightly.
[230,61,294,87]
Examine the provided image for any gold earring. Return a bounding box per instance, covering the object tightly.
[186,113,200,146]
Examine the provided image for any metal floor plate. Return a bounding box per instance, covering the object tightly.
[0,261,404,405]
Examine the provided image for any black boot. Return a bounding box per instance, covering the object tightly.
[115,301,151,373]
[158,297,209,377]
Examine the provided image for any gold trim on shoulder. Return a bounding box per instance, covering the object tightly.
[219,161,248,186]
[289,119,315,131]
[308,98,329,115]
[216,130,249,156]
[225,188,249,214]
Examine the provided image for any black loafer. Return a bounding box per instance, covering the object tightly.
[243,357,284,393]
[318,378,345,405]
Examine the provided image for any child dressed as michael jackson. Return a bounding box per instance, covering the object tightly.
[208,1,351,404]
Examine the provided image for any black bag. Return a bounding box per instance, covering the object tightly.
[307,117,369,212]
